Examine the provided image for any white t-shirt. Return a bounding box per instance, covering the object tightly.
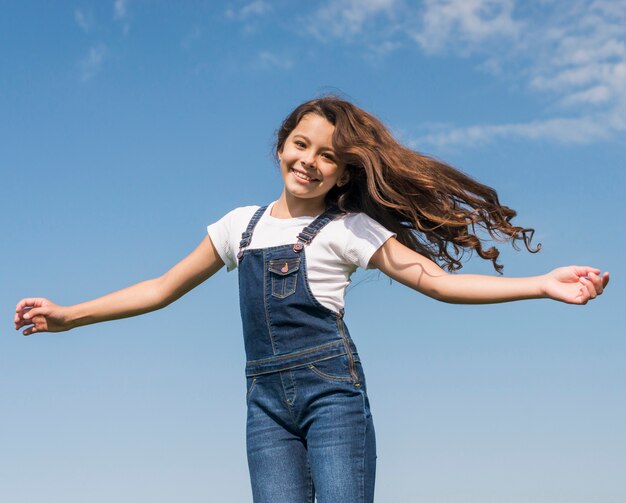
[207,201,395,313]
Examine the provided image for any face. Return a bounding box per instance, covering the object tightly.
[278,113,348,210]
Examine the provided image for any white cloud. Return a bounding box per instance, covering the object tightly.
[305,0,626,147]
[241,0,271,17]
[80,44,107,82]
[526,3,626,111]
[412,0,521,54]
[113,0,130,34]
[226,0,272,20]
[114,0,128,20]
[365,40,403,61]
[560,85,611,107]
[415,0,626,146]
[306,0,399,40]
[74,9,92,32]
[413,115,614,149]
[256,51,293,70]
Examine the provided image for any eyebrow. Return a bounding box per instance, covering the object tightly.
[292,134,336,153]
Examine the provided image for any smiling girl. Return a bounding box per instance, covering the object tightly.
[14,97,609,503]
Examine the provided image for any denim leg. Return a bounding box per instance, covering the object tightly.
[246,373,314,503]
[296,360,377,503]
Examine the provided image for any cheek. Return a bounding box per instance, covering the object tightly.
[333,166,348,182]
[279,148,297,165]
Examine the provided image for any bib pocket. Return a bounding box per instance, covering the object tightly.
[268,258,300,299]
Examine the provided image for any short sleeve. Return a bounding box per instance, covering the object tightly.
[343,213,395,269]
[206,206,259,271]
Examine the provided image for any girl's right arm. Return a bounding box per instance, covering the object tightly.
[14,235,224,336]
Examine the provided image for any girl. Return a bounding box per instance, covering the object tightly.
[14,97,609,503]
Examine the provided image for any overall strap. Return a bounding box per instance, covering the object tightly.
[293,207,343,253]
[237,205,269,262]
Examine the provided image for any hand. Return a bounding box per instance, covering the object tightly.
[542,266,610,305]
[14,298,73,336]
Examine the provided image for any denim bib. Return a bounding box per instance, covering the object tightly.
[237,205,360,385]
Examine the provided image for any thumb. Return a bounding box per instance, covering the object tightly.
[16,297,48,312]
[23,307,50,320]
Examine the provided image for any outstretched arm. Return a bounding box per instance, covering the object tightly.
[14,235,225,335]
[368,237,609,305]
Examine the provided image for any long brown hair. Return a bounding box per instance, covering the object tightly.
[276,96,539,273]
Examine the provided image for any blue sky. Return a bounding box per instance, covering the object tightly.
[1,1,624,502]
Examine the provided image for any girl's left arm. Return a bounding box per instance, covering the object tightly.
[368,237,609,305]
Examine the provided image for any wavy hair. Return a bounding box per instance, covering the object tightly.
[275,96,540,273]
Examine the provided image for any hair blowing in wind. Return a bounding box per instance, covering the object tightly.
[276,97,540,274]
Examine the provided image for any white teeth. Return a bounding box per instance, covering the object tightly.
[292,169,316,182]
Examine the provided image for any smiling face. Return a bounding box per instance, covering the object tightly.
[277,113,348,215]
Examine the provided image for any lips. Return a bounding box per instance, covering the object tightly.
[291,168,319,183]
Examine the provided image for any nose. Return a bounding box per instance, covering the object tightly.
[301,155,316,168]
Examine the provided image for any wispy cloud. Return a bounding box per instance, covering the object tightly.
[225,0,272,35]
[308,0,626,147]
[181,27,201,50]
[241,0,271,17]
[305,0,399,40]
[113,0,130,34]
[114,0,128,20]
[74,8,93,32]
[526,1,626,110]
[80,44,107,82]
[413,115,614,149]
[225,0,272,20]
[256,50,293,70]
[414,0,626,147]
[411,0,521,54]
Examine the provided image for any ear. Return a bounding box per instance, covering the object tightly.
[336,171,350,187]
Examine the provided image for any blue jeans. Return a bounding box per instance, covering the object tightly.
[237,206,377,501]
[246,356,376,503]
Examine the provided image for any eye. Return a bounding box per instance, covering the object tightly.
[294,140,306,148]
[321,152,336,162]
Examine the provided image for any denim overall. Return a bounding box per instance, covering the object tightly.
[238,206,376,503]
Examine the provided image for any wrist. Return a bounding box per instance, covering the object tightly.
[536,274,550,299]
[65,304,88,329]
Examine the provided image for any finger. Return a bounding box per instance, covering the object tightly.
[15,298,44,312]
[587,272,604,295]
[572,266,601,277]
[602,272,610,288]
[575,284,589,305]
[584,277,598,299]
[23,326,37,336]
[580,277,597,299]
[16,306,35,320]
[15,319,32,330]
[23,314,50,335]
[15,299,29,312]
[32,315,49,332]
[15,308,43,330]
[13,309,27,324]
[14,309,31,328]
[22,307,50,321]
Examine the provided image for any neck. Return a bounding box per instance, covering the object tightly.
[272,191,326,219]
